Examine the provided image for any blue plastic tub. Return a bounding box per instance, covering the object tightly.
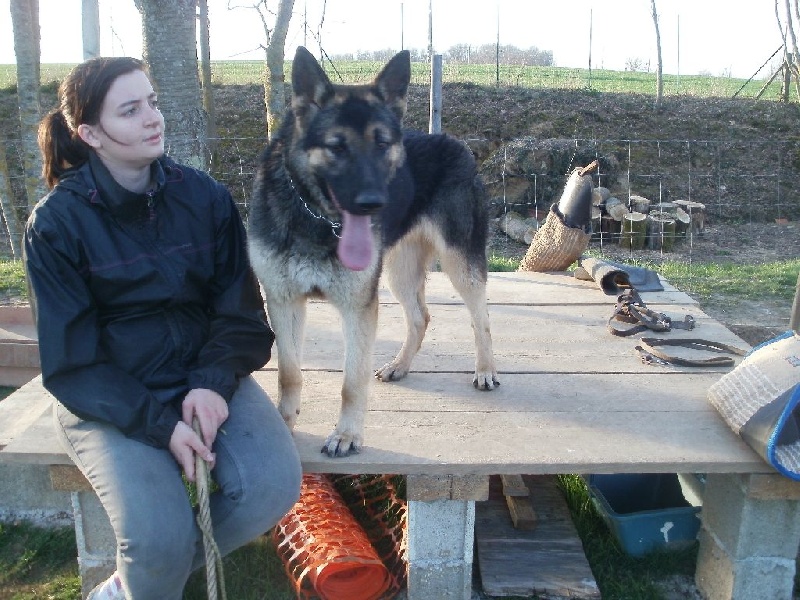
[588,473,701,556]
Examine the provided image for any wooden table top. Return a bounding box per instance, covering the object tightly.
[1,271,771,477]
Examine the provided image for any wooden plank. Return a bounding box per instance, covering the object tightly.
[501,474,529,496]
[506,495,538,530]
[502,474,537,529]
[375,271,695,306]
[477,475,600,598]
[1,370,769,474]
[285,302,749,374]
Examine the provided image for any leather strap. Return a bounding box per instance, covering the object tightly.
[608,288,695,337]
[635,337,748,367]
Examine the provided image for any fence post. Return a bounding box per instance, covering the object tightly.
[429,54,442,134]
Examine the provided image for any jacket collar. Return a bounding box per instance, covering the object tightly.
[86,153,167,220]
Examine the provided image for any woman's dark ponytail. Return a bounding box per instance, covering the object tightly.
[38,109,90,190]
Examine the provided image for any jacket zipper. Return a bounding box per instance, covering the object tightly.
[146,190,156,221]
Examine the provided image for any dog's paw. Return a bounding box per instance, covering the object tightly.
[321,431,363,458]
[374,361,409,383]
[473,372,500,391]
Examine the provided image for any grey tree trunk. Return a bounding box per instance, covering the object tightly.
[9,0,44,256]
[198,0,217,161]
[81,0,100,60]
[650,0,663,110]
[264,0,295,140]
[134,0,208,170]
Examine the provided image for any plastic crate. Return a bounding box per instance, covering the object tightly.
[588,473,701,556]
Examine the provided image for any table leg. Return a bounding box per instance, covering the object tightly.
[696,473,800,600]
[71,490,116,599]
[405,475,488,600]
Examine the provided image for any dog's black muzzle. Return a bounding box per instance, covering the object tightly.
[353,191,387,215]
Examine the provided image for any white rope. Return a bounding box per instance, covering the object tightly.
[193,418,227,600]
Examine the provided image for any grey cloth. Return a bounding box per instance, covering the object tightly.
[574,257,664,294]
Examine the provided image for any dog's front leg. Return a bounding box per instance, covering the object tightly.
[322,297,378,457]
[266,296,307,431]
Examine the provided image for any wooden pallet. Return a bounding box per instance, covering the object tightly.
[476,475,600,599]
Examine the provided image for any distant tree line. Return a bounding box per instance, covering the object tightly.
[330,44,554,66]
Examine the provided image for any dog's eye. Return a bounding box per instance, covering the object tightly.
[326,141,347,156]
[375,139,389,151]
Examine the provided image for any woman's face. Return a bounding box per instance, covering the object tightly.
[78,69,165,169]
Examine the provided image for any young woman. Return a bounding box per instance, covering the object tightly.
[24,56,302,599]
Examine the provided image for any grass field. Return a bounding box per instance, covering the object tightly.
[0,59,785,99]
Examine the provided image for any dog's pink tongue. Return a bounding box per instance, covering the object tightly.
[337,210,373,271]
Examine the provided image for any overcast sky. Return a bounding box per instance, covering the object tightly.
[0,1,786,79]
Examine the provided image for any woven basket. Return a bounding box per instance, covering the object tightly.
[518,204,591,272]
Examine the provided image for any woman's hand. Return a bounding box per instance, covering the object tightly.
[168,420,213,482]
[169,388,229,480]
[182,388,229,446]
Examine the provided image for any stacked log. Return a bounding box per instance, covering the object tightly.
[647,211,677,251]
[499,211,539,244]
[619,212,648,250]
[673,200,706,235]
[629,194,651,214]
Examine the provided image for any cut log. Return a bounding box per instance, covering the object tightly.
[592,186,611,206]
[629,194,651,214]
[673,200,706,235]
[647,211,677,251]
[604,197,628,221]
[619,211,648,250]
[672,207,691,236]
[499,211,539,244]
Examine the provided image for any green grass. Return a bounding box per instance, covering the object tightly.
[0,60,786,99]
[0,521,81,600]
[0,259,27,300]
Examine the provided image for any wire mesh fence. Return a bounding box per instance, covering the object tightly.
[1,132,797,262]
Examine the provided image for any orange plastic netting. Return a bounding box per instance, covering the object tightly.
[273,473,407,600]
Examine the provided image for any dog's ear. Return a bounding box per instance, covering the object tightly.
[374,50,411,121]
[291,46,333,127]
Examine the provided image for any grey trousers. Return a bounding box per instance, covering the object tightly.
[54,375,302,600]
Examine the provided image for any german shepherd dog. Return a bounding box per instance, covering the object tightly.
[248,47,498,457]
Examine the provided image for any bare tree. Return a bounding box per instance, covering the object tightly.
[198,0,218,160]
[8,0,45,257]
[775,0,800,100]
[134,0,209,169]
[81,0,100,59]
[233,1,296,139]
[650,0,664,109]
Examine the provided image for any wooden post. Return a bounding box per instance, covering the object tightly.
[429,54,442,134]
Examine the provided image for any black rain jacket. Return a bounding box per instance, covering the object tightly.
[24,153,274,448]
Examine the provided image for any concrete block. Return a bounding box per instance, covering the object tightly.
[746,473,800,501]
[407,563,472,599]
[406,499,475,600]
[0,463,72,526]
[702,473,800,559]
[696,527,796,600]
[72,491,116,598]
